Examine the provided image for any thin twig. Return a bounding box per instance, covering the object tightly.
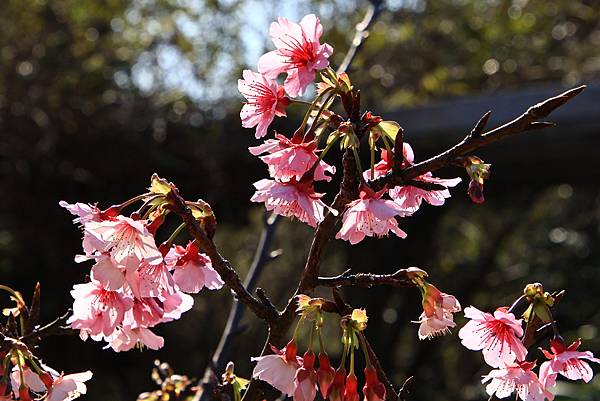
[317,268,419,288]
[369,85,586,191]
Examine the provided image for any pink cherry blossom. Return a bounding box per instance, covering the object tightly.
[126,260,176,298]
[389,173,461,214]
[482,361,554,401]
[336,186,408,245]
[68,280,133,340]
[166,242,224,293]
[161,289,194,321]
[239,70,289,138]
[90,255,126,291]
[249,133,335,182]
[363,367,386,401]
[252,341,303,396]
[539,338,600,387]
[251,179,329,227]
[365,146,460,214]
[10,367,46,395]
[415,284,461,340]
[294,351,317,401]
[459,306,527,368]
[258,14,333,96]
[59,201,102,225]
[45,371,93,401]
[108,327,164,352]
[317,353,335,398]
[84,215,162,268]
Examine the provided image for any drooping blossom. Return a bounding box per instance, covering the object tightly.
[165,241,224,293]
[239,70,289,138]
[251,341,302,396]
[251,179,330,227]
[414,283,461,340]
[482,361,554,401]
[327,368,346,401]
[459,306,527,368]
[258,14,333,96]
[365,146,461,214]
[83,215,162,268]
[249,133,336,182]
[45,371,93,401]
[59,201,103,225]
[10,367,46,396]
[107,327,164,352]
[336,186,408,245]
[294,351,318,401]
[539,338,600,388]
[317,353,336,398]
[362,367,386,401]
[343,373,359,401]
[68,280,133,340]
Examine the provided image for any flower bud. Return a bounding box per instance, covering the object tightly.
[327,368,346,401]
[19,385,32,401]
[363,367,386,401]
[343,373,359,401]
[317,353,335,398]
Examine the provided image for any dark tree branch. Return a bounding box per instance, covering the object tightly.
[19,309,75,346]
[197,214,282,401]
[369,85,586,191]
[317,268,421,288]
[166,189,278,322]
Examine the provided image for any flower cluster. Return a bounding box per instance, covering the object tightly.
[0,285,92,401]
[251,298,386,401]
[243,15,464,245]
[61,176,224,351]
[459,283,599,401]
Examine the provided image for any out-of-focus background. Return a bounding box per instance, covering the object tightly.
[1,0,599,400]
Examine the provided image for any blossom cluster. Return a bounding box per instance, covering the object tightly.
[252,302,386,401]
[458,286,599,401]
[241,14,463,244]
[60,183,224,352]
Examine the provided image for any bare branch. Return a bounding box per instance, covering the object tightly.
[369,85,586,191]
[317,268,420,288]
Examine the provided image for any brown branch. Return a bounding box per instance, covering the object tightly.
[166,189,278,322]
[317,268,421,288]
[369,85,586,191]
[19,309,75,346]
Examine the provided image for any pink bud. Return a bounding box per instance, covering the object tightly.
[343,373,359,401]
[327,368,346,401]
[19,385,32,401]
[284,340,298,363]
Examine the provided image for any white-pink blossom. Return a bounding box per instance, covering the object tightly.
[459,306,527,368]
[251,179,329,227]
[483,361,554,401]
[46,371,93,401]
[249,133,335,182]
[258,14,333,97]
[539,338,600,387]
[336,187,408,245]
[415,284,461,340]
[252,341,302,396]
[166,242,224,294]
[239,70,289,138]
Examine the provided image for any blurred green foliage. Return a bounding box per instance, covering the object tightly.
[0,1,599,401]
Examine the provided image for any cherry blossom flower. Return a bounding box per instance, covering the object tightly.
[363,367,386,401]
[482,361,554,401]
[459,306,527,368]
[108,327,164,352]
[294,351,318,401]
[84,215,162,268]
[336,186,408,244]
[126,260,176,298]
[251,341,302,396]
[539,338,600,388]
[59,201,102,225]
[258,14,333,96]
[68,280,133,340]
[165,242,224,293]
[251,179,329,227]
[10,367,46,396]
[365,147,460,214]
[90,255,126,291]
[415,283,461,340]
[239,70,289,138]
[317,353,336,398]
[161,289,194,322]
[45,371,93,401]
[249,133,335,182]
